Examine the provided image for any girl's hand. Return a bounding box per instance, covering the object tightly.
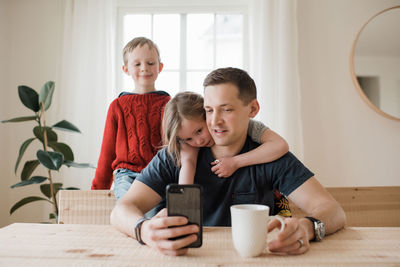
[180,142,199,162]
[210,157,238,178]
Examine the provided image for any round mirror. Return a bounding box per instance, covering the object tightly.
[350,6,400,121]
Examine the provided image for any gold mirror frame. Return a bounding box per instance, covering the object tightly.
[350,6,400,122]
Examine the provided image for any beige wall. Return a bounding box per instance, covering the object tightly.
[0,0,63,227]
[0,0,399,227]
[298,0,400,187]
[0,0,10,227]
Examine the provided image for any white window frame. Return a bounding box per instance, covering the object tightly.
[116,0,249,93]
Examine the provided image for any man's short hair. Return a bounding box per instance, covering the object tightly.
[122,37,161,66]
[203,67,257,105]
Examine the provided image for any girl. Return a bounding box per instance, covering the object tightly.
[162,92,291,217]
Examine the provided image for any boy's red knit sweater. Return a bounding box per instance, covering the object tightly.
[91,91,170,189]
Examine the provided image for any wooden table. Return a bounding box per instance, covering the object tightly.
[0,223,399,266]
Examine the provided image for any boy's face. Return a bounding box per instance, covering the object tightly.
[204,83,259,147]
[123,44,163,91]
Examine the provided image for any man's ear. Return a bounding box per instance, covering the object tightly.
[248,99,260,118]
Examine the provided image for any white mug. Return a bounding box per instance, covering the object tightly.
[230,204,285,258]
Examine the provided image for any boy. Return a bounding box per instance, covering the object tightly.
[91,37,170,200]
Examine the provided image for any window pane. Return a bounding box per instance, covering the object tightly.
[187,14,214,69]
[216,14,243,68]
[123,15,152,45]
[157,71,179,97]
[120,11,244,97]
[187,71,209,95]
[153,14,180,69]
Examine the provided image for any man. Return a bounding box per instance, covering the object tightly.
[111,67,346,256]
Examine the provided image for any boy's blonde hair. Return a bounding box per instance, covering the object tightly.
[162,92,205,166]
[122,37,161,65]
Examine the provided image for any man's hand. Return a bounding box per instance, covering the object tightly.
[140,209,199,256]
[267,217,313,255]
[210,157,239,177]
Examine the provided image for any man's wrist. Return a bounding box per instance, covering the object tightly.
[300,217,315,241]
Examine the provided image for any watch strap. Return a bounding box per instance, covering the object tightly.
[134,217,149,245]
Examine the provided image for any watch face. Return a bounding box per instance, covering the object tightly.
[305,216,325,241]
[316,221,325,241]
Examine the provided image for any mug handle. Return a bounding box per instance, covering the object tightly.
[268,216,285,232]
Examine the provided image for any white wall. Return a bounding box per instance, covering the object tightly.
[1,0,400,227]
[355,56,400,117]
[298,0,400,187]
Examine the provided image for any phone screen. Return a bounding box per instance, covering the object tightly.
[166,184,203,248]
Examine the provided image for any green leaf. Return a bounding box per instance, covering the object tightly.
[1,116,37,123]
[48,142,74,161]
[20,160,40,181]
[39,81,55,111]
[52,120,81,133]
[33,126,58,143]
[63,160,95,169]
[62,187,80,190]
[18,85,40,112]
[10,196,51,215]
[37,150,64,170]
[15,138,36,174]
[40,183,63,199]
[10,176,47,188]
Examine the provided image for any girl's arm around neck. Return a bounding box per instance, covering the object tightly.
[211,129,289,177]
[178,143,199,184]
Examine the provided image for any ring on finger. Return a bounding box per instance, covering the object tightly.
[214,159,220,164]
[297,239,304,248]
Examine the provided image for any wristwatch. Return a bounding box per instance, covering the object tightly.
[134,217,149,245]
[305,216,325,242]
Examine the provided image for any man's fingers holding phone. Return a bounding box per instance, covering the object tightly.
[157,223,199,240]
[157,232,198,251]
[151,211,189,229]
[140,208,199,249]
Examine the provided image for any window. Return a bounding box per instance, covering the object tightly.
[117,2,247,96]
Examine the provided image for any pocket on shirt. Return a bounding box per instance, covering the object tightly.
[231,191,256,205]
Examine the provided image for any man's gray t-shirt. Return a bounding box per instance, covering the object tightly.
[137,136,314,226]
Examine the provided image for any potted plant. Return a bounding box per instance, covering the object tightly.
[2,81,93,222]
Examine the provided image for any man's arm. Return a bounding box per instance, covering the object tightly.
[289,177,346,237]
[268,177,346,254]
[110,180,199,256]
[110,179,161,236]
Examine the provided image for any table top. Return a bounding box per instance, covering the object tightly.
[0,223,399,266]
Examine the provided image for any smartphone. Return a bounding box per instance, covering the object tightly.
[166,184,203,248]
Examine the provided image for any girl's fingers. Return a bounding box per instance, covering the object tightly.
[210,159,220,166]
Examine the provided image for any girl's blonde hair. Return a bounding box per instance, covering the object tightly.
[162,91,205,166]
